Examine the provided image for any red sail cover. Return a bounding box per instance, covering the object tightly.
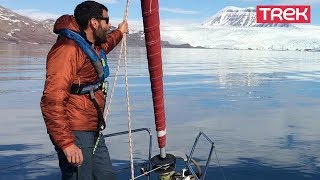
[141,0,166,148]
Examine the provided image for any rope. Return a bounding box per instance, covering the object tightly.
[103,0,130,128]
[214,147,227,180]
[122,0,135,179]
[124,34,135,180]
[0,154,150,175]
[103,0,134,179]
[103,36,123,120]
[131,164,166,180]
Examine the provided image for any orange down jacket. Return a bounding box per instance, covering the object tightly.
[40,15,123,150]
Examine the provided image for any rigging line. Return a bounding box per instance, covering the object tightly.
[103,32,124,121]
[0,153,56,172]
[122,0,135,179]
[0,152,150,174]
[104,0,135,178]
[214,147,227,180]
[103,44,122,119]
[114,161,149,173]
[97,28,125,156]
[103,0,130,125]
[123,34,135,180]
[131,164,166,180]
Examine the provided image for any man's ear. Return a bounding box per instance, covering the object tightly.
[89,18,98,29]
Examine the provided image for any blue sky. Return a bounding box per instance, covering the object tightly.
[0,0,319,25]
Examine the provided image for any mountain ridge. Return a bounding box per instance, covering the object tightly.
[201,6,293,28]
[1,5,318,51]
[0,5,56,44]
[0,5,200,48]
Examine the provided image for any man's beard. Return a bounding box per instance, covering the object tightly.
[94,25,108,45]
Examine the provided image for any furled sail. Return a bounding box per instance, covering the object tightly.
[141,0,167,158]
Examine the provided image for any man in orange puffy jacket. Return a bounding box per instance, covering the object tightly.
[40,1,128,179]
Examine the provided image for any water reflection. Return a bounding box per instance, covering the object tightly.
[0,44,320,179]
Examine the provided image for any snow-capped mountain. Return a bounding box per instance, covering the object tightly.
[160,6,320,51]
[0,5,192,48]
[1,5,319,51]
[201,6,292,28]
[0,6,56,44]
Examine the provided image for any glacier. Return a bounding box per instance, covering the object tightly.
[160,24,320,51]
[158,6,320,51]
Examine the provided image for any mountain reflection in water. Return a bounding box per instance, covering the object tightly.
[0,44,319,179]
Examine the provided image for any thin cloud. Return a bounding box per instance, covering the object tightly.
[279,0,320,4]
[95,0,119,4]
[230,0,262,2]
[160,7,199,15]
[14,9,59,21]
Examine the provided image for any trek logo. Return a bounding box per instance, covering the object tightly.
[256,5,311,23]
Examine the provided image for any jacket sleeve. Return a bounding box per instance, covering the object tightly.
[101,29,123,54]
[40,41,78,150]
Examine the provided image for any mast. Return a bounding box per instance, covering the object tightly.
[141,2,176,178]
[141,0,167,158]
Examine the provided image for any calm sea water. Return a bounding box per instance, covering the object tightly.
[0,43,320,179]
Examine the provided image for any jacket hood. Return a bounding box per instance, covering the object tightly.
[53,15,80,34]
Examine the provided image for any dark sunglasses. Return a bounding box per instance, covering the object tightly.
[95,16,109,24]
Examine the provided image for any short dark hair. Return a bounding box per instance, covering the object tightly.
[74,0,108,29]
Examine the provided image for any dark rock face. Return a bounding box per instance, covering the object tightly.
[0,6,56,44]
[0,5,201,48]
